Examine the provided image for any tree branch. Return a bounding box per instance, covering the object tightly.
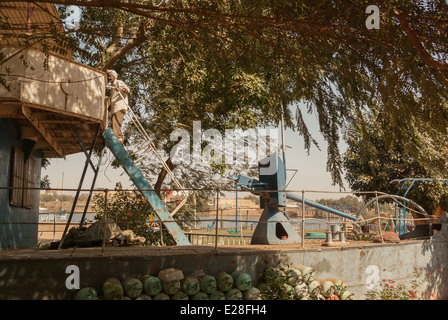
[98,19,152,71]
[394,8,448,85]
[105,25,124,55]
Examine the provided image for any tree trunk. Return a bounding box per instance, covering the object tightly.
[154,156,174,197]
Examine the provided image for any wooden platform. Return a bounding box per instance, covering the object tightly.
[0,102,106,158]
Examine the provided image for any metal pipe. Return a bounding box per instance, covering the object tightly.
[215,189,219,251]
[58,124,101,249]
[102,189,108,256]
[280,101,287,186]
[79,147,105,226]
[356,194,433,236]
[286,193,357,221]
[301,190,305,247]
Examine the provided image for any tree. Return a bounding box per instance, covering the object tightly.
[2,0,448,192]
[40,158,52,189]
[315,195,366,214]
[343,111,448,214]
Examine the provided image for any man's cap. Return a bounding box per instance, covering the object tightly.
[107,70,118,78]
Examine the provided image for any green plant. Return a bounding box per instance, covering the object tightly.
[92,183,198,246]
[92,184,169,245]
[365,269,435,300]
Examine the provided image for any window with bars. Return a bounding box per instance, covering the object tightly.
[10,147,36,208]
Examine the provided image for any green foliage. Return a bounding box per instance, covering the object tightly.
[343,113,448,214]
[40,158,52,189]
[315,195,366,214]
[6,1,448,190]
[92,185,171,245]
[40,175,51,189]
[91,184,201,245]
[41,158,51,169]
[92,186,156,243]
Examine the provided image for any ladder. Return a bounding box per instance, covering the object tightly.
[113,89,189,216]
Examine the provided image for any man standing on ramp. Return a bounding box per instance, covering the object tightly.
[107,69,130,144]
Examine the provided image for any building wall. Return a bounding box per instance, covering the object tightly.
[0,119,42,249]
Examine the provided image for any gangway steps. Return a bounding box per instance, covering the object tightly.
[103,128,190,246]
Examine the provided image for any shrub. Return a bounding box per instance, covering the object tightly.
[365,269,435,300]
[92,184,176,245]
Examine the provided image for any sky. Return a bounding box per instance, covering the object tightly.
[42,108,351,201]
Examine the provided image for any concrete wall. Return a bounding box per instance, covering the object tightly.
[0,238,447,300]
[0,119,41,249]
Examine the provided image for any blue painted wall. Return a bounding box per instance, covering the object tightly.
[0,119,42,249]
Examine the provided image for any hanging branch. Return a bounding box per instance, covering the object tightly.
[394,8,448,85]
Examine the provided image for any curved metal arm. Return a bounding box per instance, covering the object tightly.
[355,194,433,236]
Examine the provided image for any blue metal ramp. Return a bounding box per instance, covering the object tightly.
[103,128,190,246]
